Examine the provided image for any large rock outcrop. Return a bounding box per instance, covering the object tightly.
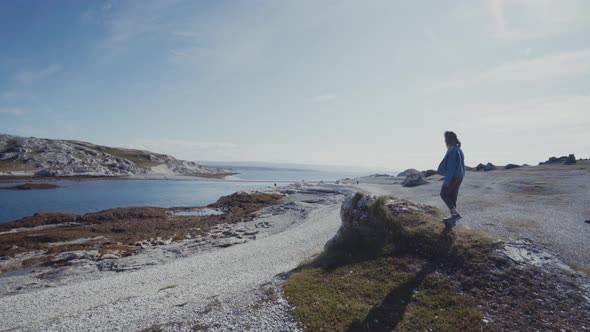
[504,164,522,170]
[539,154,577,165]
[475,162,496,172]
[397,168,420,177]
[401,172,428,187]
[0,134,228,177]
[421,169,437,177]
[327,193,437,251]
[397,169,428,187]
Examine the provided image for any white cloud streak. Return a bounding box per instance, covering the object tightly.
[489,0,587,40]
[431,47,590,91]
[96,0,184,60]
[475,95,590,131]
[0,107,28,116]
[123,139,239,161]
[15,64,62,84]
[0,91,35,102]
[481,48,590,82]
[305,94,337,103]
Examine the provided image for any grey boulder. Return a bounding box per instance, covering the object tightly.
[504,164,521,170]
[402,173,427,187]
[421,169,437,177]
[397,168,420,177]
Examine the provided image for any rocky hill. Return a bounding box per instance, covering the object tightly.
[284,193,590,331]
[0,134,230,178]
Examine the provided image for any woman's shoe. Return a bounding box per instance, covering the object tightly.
[444,213,462,226]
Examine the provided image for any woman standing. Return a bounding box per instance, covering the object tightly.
[437,131,465,225]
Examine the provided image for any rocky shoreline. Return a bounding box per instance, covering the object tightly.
[0,173,239,184]
[0,182,352,332]
[0,192,282,277]
[0,133,232,178]
[0,185,348,298]
[0,183,60,190]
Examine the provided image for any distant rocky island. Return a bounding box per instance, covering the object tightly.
[0,134,233,179]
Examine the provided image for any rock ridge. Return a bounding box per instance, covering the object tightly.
[0,133,229,177]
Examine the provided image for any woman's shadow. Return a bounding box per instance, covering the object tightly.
[346,225,456,332]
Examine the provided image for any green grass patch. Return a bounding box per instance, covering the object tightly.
[284,257,415,331]
[0,159,34,172]
[568,262,590,277]
[97,146,161,169]
[351,192,364,209]
[395,275,489,332]
[1,138,22,151]
[284,194,497,331]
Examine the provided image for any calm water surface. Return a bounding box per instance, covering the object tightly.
[0,180,269,223]
[0,167,372,223]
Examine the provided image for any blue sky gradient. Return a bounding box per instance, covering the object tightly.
[1,0,589,169]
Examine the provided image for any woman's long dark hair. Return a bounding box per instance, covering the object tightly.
[444,131,461,148]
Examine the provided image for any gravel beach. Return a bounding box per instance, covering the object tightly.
[0,186,350,331]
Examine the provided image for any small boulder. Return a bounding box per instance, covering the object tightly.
[421,169,437,177]
[329,193,436,250]
[475,163,485,171]
[134,240,150,249]
[402,173,427,187]
[214,238,247,248]
[99,253,120,260]
[565,154,576,165]
[539,154,576,165]
[483,163,496,172]
[4,146,27,153]
[157,238,173,245]
[397,168,420,177]
[504,164,521,170]
[34,169,57,177]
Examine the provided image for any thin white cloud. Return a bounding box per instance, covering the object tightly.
[481,48,590,82]
[476,95,590,131]
[0,107,28,116]
[97,0,182,60]
[15,64,62,84]
[523,47,532,56]
[430,48,590,91]
[305,94,337,103]
[0,91,35,101]
[101,18,160,50]
[489,0,587,40]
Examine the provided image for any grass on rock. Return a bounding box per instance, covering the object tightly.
[284,257,414,331]
[96,146,162,169]
[2,138,22,151]
[394,275,484,331]
[284,194,495,331]
[0,160,35,172]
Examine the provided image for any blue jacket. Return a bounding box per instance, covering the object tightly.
[437,145,465,187]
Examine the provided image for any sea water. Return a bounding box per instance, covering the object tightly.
[0,166,373,223]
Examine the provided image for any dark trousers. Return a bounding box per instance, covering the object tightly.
[440,176,463,212]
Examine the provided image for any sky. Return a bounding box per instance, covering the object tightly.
[1,0,589,170]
